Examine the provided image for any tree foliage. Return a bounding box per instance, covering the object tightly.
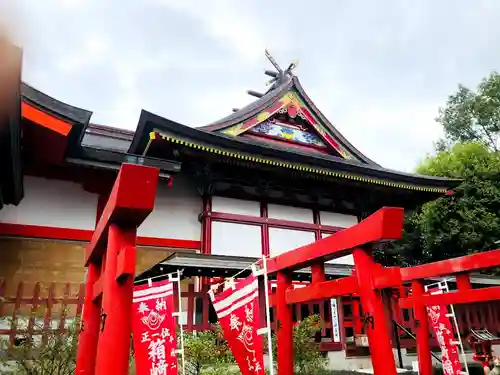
[436,72,500,151]
[385,70,500,266]
[388,142,500,265]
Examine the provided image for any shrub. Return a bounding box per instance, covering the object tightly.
[183,324,235,375]
[271,314,328,375]
[0,316,79,375]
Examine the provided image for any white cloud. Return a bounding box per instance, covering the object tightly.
[56,34,110,73]
[151,0,288,63]
[13,0,500,173]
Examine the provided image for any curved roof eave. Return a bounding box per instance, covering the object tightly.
[198,77,294,132]
[130,109,462,189]
[21,83,93,125]
[197,75,379,166]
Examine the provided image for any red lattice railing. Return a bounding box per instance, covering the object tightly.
[2,279,499,352]
[0,280,86,345]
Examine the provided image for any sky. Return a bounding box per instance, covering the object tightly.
[3,0,500,172]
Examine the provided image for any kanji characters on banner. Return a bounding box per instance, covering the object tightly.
[426,289,462,375]
[132,280,178,375]
[210,275,265,375]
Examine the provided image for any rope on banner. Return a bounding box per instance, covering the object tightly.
[169,270,186,375]
[208,259,262,295]
[134,269,185,285]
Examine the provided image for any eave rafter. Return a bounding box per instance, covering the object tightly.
[148,131,449,194]
[21,101,72,136]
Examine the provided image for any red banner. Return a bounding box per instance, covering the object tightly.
[132,280,178,375]
[211,275,265,375]
[426,289,462,375]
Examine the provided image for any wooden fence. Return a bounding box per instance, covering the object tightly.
[0,280,85,345]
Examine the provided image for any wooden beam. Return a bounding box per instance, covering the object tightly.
[84,163,159,265]
[372,266,402,289]
[286,276,359,304]
[21,102,72,136]
[400,249,500,282]
[266,207,404,274]
[399,285,500,308]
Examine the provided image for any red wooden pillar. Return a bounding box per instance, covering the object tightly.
[412,280,432,375]
[75,262,101,375]
[95,225,136,375]
[75,194,108,375]
[456,273,472,290]
[352,247,397,375]
[276,271,294,375]
[352,298,362,335]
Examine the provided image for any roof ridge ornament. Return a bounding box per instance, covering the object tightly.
[246,50,298,98]
[264,49,298,89]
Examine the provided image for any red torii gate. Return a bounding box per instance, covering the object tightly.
[73,163,500,375]
[265,207,500,375]
[266,207,405,375]
[75,163,160,375]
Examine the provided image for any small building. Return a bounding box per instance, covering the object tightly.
[4,49,487,370]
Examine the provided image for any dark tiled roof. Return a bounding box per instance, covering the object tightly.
[130,109,462,190]
[198,76,377,165]
[199,77,294,132]
[21,83,92,125]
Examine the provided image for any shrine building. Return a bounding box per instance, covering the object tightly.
[6,47,500,369]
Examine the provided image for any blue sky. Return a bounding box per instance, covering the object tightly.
[4,0,500,171]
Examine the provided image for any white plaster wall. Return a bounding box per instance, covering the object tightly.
[269,228,315,257]
[211,196,260,216]
[320,212,358,266]
[268,204,314,223]
[0,176,98,230]
[322,232,355,265]
[138,175,201,240]
[320,211,358,228]
[211,222,262,257]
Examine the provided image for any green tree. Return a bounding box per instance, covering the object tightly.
[389,143,500,265]
[436,72,500,151]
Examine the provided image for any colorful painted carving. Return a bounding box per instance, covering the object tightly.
[221,90,354,159]
[251,120,326,147]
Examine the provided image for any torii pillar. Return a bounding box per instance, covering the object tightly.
[75,163,159,375]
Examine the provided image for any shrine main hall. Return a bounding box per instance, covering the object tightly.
[4,47,498,370]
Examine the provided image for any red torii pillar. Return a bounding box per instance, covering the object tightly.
[266,207,405,375]
[75,163,159,375]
